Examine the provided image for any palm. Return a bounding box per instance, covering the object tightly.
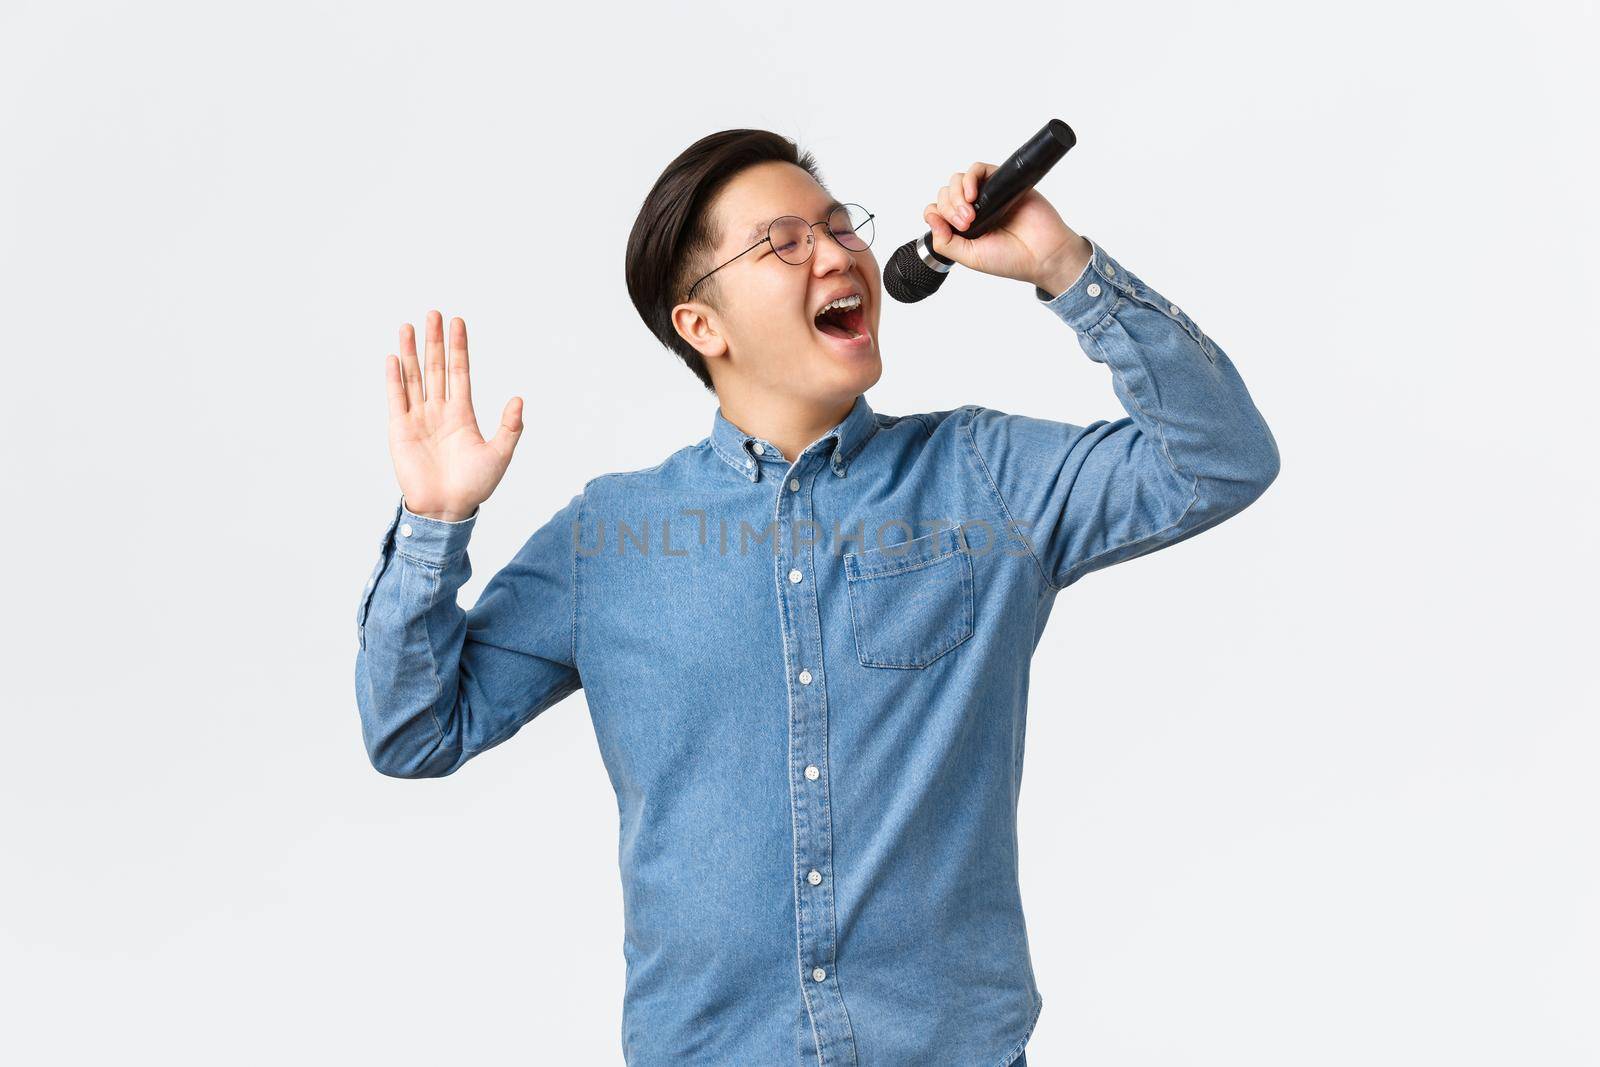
[957,190,1070,283]
[924,161,1083,288]
[390,399,503,512]
[385,311,523,520]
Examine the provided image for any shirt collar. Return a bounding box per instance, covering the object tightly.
[709,393,879,483]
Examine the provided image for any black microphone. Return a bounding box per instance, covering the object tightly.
[883,119,1077,303]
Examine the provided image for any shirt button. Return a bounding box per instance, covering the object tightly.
[789,478,800,492]
[1086,282,1102,297]
[808,869,822,885]
[751,442,764,455]
[812,967,826,982]
[1168,303,1181,315]
[788,568,803,583]
[1104,262,1115,276]
[798,669,812,685]
[399,523,413,537]
[805,765,819,780]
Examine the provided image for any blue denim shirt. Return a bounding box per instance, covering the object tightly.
[353,236,1280,1066]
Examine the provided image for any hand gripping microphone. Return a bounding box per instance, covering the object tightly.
[883,119,1077,303]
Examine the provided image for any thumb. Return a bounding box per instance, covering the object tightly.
[488,396,524,464]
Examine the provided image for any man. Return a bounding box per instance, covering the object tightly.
[354,128,1279,1066]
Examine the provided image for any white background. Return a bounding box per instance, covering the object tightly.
[2,1,1595,1063]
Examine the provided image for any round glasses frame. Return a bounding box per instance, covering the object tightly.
[685,203,876,302]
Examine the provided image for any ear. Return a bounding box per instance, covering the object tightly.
[671,301,730,362]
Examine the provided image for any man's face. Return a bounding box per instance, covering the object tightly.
[673,161,882,402]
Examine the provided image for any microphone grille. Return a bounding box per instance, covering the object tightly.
[884,240,950,304]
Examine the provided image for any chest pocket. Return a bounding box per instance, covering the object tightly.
[842,526,974,669]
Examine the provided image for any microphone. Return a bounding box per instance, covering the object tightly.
[883,119,1077,303]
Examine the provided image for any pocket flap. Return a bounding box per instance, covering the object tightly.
[843,526,964,581]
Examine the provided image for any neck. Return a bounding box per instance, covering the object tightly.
[717,389,857,464]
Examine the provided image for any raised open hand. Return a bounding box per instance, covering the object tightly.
[385,310,523,522]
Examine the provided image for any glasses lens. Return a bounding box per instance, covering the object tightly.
[830,204,874,251]
[768,217,814,264]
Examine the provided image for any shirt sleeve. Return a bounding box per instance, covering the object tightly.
[353,490,584,778]
[965,236,1281,590]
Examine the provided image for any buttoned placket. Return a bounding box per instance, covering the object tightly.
[762,435,860,1065]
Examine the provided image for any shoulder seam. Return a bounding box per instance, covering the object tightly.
[959,405,1055,593]
[584,442,701,490]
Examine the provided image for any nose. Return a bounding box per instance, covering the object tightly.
[810,223,858,277]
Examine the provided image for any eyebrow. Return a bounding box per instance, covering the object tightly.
[742,199,845,245]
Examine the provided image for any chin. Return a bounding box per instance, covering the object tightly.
[812,325,879,378]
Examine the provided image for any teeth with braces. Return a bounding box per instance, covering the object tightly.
[816,293,862,316]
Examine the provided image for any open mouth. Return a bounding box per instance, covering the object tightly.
[813,298,867,341]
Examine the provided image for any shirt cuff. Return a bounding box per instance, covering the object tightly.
[1034,236,1125,331]
[390,494,479,565]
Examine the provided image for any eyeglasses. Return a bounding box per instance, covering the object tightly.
[685,202,875,302]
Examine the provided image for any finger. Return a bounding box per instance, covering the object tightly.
[424,309,446,404]
[399,322,423,410]
[937,186,965,231]
[487,395,524,463]
[385,353,408,418]
[923,206,955,251]
[965,162,990,203]
[448,316,472,409]
[947,179,974,227]
[947,171,973,221]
